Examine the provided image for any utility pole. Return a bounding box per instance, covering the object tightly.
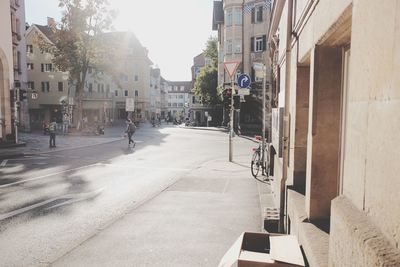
[13,84,20,144]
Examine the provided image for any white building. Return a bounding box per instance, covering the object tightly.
[166,81,192,121]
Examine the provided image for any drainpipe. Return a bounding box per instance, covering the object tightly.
[280,0,293,233]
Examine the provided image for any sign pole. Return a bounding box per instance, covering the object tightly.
[224,61,240,162]
[229,77,234,162]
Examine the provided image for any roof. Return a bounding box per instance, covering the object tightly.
[31,24,58,43]
[212,1,224,31]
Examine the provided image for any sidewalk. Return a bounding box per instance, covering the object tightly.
[0,124,126,159]
[53,154,269,267]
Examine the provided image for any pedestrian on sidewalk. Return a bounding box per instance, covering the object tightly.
[125,119,136,147]
[62,113,69,135]
[49,118,57,148]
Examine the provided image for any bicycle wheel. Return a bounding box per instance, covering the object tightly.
[251,151,261,178]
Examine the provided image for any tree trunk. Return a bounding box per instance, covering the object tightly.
[75,82,84,130]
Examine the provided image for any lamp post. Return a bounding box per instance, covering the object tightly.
[253,63,267,175]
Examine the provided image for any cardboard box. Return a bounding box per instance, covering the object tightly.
[218,232,305,267]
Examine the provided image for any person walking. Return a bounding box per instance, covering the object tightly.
[49,118,57,148]
[125,119,136,148]
[62,113,69,135]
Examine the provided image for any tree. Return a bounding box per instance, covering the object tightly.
[39,0,115,129]
[193,67,221,106]
[193,36,221,106]
[203,36,218,68]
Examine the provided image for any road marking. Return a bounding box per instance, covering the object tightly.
[0,163,101,189]
[0,160,8,167]
[0,188,104,221]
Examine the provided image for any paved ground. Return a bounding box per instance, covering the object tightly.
[0,123,274,267]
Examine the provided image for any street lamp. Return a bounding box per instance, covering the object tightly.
[253,62,267,175]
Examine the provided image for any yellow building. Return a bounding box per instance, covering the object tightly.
[268,0,400,266]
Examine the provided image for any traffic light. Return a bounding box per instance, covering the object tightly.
[19,89,27,101]
[233,95,240,109]
[223,88,232,109]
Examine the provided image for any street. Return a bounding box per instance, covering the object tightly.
[0,125,262,266]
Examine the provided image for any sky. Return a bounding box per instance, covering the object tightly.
[25,0,216,81]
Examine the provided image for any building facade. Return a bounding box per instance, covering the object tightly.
[26,22,70,129]
[103,32,152,122]
[0,0,15,142]
[166,81,192,121]
[150,68,161,119]
[268,0,400,266]
[213,0,272,133]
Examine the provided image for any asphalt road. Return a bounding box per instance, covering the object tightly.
[0,126,258,266]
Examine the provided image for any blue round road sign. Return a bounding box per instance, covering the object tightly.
[237,74,251,88]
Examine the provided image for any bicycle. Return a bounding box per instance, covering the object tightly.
[251,135,272,183]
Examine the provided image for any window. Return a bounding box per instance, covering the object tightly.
[192,96,196,104]
[97,84,101,93]
[106,84,110,94]
[168,103,171,107]
[179,95,184,99]
[251,35,266,52]
[251,5,263,23]
[89,83,93,93]
[135,90,138,97]
[124,90,128,96]
[26,45,33,53]
[41,63,52,72]
[120,74,128,81]
[58,82,63,92]
[41,81,50,92]
[172,103,177,107]
[233,8,242,25]
[134,75,138,81]
[88,67,92,74]
[234,39,242,53]
[178,103,183,107]
[226,40,233,54]
[225,9,232,26]
[27,63,34,70]
[28,81,34,90]
[115,90,118,96]
[180,86,185,91]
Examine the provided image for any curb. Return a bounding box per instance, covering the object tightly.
[0,137,124,160]
[180,126,228,132]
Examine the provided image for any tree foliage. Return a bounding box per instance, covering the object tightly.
[193,36,220,106]
[38,0,115,128]
[193,67,221,106]
[203,36,218,68]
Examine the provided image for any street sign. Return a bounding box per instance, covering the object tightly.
[205,111,208,116]
[237,73,251,88]
[208,116,212,121]
[238,88,250,95]
[31,92,38,99]
[224,61,241,78]
[125,98,135,111]
[240,95,246,102]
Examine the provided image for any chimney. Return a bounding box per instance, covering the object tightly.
[47,17,56,28]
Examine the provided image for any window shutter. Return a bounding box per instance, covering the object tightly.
[258,6,263,22]
[262,35,267,51]
[41,64,44,72]
[251,37,254,52]
[251,67,255,82]
[251,8,255,23]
